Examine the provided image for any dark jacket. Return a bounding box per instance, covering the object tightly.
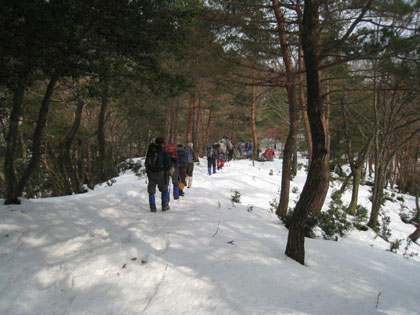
[145,143,171,173]
[176,146,188,168]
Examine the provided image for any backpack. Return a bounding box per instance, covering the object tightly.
[164,143,177,159]
[145,143,164,172]
[206,145,212,158]
[176,147,187,167]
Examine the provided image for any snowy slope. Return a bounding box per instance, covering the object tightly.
[1,158,419,315]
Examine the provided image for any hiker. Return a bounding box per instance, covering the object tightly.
[185,142,194,188]
[217,141,225,170]
[145,137,171,212]
[175,144,188,196]
[164,143,181,200]
[206,144,216,175]
[263,148,275,161]
[227,139,234,161]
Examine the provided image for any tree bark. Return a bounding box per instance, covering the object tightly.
[187,93,195,143]
[272,0,298,217]
[348,168,361,215]
[97,79,109,182]
[251,83,258,161]
[205,107,213,145]
[4,82,25,204]
[298,46,312,166]
[59,100,85,194]
[368,164,385,230]
[411,186,420,223]
[16,74,59,197]
[285,0,330,265]
[409,224,420,242]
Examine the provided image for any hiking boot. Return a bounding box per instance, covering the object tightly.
[179,190,185,197]
[162,203,170,211]
[150,205,157,212]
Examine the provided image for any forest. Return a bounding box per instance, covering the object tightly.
[1,0,420,268]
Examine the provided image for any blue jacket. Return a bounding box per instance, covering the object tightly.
[185,147,194,163]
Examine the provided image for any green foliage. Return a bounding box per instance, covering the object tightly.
[231,190,241,203]
[389,239,403,253]
[379,212,392,241]
[403,239,419,258]
[316,206,352,241]
[353,205,369,231]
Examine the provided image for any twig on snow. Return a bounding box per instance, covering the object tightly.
[212,220,221,238]
[376,291,382,308]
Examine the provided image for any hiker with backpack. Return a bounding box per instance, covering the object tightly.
[145,137,171,212]
[185,142,194,188]
[175,144,188,197]
[164,143,182,200]
[227,139,234,161]
[206,144,216,175]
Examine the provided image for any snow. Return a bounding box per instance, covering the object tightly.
[1,158,420,315]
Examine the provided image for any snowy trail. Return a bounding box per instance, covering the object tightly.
[1,159,420,315]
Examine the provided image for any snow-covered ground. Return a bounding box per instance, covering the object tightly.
[1,158,419,315]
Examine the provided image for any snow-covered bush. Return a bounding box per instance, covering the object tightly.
[269,198,278,213]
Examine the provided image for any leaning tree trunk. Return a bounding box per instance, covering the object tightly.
[59,100,85,194]
[4,82,25,205]
[16,74,59,197]
[285,0,330,265]
[409,223,420,242]
[272,0,298,217]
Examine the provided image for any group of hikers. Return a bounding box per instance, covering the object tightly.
[145,135,277,212]
[145,137,195,212]
[205,136,234,175]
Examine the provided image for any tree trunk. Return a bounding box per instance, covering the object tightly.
[298,46,312,166]
[205,107,213,145]
[4,82,25,204]
[276,85,298,216]
[187,94,195,143]
[368,164,385,230]
[347,166,361,215]
[285,0,329,265]
[412,186,420,223]
[173,100,179,143]
[251,83,258,161]
[97,80,109,182]
[409,224,420,242]
[272,0,298,217]
[59,100,85,194]
[16,74,59,197]
[193,98,201,161]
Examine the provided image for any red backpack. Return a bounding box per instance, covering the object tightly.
[164,143,177,159]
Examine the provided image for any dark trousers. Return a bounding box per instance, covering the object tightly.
[178,167,187,185]
[147,171,168,194]
[186,163,194,177]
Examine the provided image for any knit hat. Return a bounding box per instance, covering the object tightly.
[155,137,165,144]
